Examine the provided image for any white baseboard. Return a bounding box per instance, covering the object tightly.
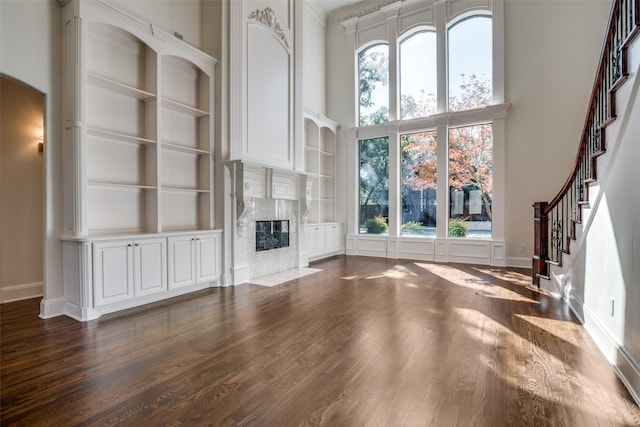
[506,256,530,269]
[0,282,43,303]
[39,297,66,319]
[232,265,250,285]
[568,291,640,406]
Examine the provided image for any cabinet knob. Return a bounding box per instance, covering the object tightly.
[134,243,139,246]
[127,244,132,247]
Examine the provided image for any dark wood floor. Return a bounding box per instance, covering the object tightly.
[2,256,639,426]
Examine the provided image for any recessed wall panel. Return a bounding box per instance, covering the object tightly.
[247,25,291,166]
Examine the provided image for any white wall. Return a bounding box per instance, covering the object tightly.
[503,0,611,267]
[0,77,45,302]
[566,34,640,395]
[1,0,65,312]
[303,3,327,115]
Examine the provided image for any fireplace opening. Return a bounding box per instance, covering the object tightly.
[256,220,290,251]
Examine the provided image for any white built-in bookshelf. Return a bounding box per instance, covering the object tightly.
[303,111,343,261]
[304,112,337,224]
[60,0,219,321]
[79,18,214,236]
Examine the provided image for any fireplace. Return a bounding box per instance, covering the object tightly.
[226,161,310,282]
[256,220,290,251]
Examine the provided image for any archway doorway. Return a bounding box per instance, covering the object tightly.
[1,75,45,302]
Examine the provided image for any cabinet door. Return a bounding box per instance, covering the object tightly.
[309,225,326,259]
[167,236,196,289]
[133,238,167,297]
[326,224,342,254]
[93,241,133,306]
[195,233,220,283]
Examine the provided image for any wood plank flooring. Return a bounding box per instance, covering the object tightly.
[2,256,639,426]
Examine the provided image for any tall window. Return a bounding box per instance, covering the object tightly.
[448,124,493,238]
[347,4,504,249]
[401,131,437,235]
[448,15,492,111]
[359,137,389,234]
[400,31,437,119]
[358,44,389,126]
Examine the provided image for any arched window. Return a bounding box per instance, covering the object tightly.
[358,43,389,126]
[448,15,492,112]
[400,30,437,119]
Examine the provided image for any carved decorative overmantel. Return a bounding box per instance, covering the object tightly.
[248,6,290,50]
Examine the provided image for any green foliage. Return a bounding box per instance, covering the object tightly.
[402,221,426,235]
[448,219,468,237]
[358,45,389,126]
[365,216,388,234]
[360,137,389,224]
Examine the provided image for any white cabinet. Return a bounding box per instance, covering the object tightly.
[93,237,166,307]
[168,232,221,289]
[167,235,196,289]
[307,223,343,261]
[308,225,326,260]
[93,241,133,306]
[325,223,342,254]
[133,238,167,297]
[195,233,221,283]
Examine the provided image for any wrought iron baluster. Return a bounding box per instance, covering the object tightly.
[592,122,601,153]
[551,217,563,262]
[612,36,623,83]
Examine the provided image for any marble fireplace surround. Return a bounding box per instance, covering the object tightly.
[229,161,312,282]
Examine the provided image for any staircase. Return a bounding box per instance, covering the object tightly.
[532,0,639,295]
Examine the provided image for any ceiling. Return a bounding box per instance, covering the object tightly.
[306,0,363,19]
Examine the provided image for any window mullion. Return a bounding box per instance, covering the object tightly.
[386,12,399,122]
[435,124,449,239]
[435,2,447,114]
[388,128,400,237]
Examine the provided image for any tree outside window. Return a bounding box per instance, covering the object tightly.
[448,124,493,238]
[448,15,492,112]
[401,131,437,235]
[400,31,437,119]
[358,44,389,126]
[359,137,389,234]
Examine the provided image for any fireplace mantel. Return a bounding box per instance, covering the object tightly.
[225,161,312,236]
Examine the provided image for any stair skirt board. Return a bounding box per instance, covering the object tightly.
[568,291,640,407]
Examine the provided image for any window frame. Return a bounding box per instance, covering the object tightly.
[342,0,509,266]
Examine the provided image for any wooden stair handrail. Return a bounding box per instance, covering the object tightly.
[533,0,639,287]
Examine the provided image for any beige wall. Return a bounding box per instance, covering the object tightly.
[503,0,611,265]
[303,4,327,115]
[1,76,45,300]
[109,0,203,50]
